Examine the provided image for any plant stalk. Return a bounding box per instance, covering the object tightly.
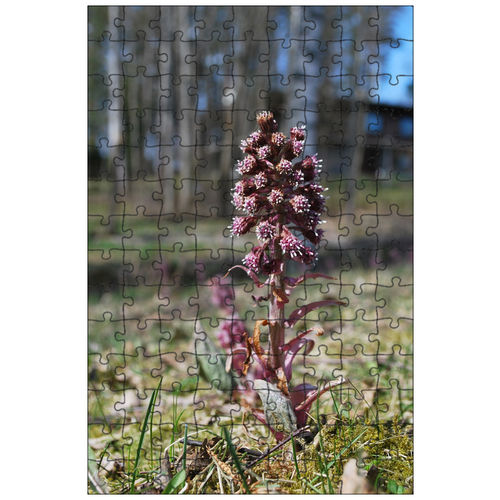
[268,216,286,380]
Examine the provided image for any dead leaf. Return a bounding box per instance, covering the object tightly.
[272,288,289,306]
[242,332,253,376]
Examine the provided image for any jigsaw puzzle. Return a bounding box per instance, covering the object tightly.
[88,5,413,494]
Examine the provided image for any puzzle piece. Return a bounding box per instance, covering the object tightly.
[89,5,413,493]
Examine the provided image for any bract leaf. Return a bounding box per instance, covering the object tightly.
[285,299,346,328]
[223,265,268,288]
[294,376,347,427]
[283,272,338,289]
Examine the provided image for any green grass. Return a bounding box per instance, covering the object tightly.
[129,377,162,493]
[89,352,412,494]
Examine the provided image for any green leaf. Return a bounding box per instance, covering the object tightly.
[197,336,235,392]
[387,479,405,494]
[162,470,186,494]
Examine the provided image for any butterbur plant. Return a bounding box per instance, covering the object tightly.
[222,111,347,439]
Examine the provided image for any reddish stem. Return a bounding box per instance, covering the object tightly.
[268,216,286,381]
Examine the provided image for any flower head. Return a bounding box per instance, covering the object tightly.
[290,126,306,141]
[279,226,316,264]
[255,220,276,241]
[257,145,271,159]
[290,194,311,214]
[276,159,293,175]
[236,155,258,175]
[242,247,262,273]
[268,188,284,206]
[230,216,258,237]
[254,171,267,189]
[291,139,304,157]
[271,132,286,146]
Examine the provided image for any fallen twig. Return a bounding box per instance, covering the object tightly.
[244,426,311,470]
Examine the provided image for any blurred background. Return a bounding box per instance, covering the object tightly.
[88,5,413,456]
[88,4,412,283]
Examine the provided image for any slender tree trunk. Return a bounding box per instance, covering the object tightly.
[107,6,123,234]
